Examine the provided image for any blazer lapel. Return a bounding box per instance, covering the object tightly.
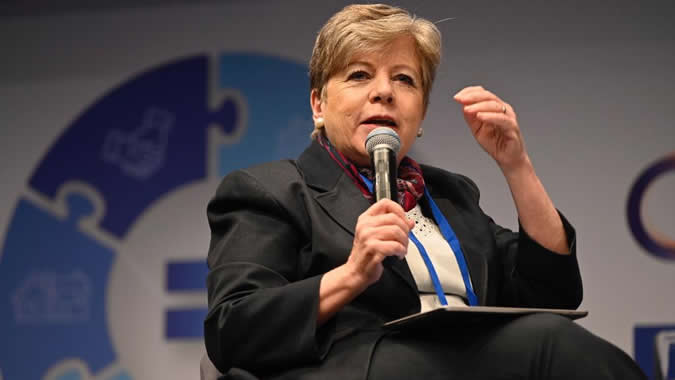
[298,140,370,235]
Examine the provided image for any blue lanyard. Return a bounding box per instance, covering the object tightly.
[360,174,478,306]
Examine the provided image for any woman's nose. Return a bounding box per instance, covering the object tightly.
[369,76,394,104]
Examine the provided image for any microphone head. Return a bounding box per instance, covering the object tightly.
[365,127,401,155]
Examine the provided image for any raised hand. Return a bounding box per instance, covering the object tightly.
[454,86,529,173]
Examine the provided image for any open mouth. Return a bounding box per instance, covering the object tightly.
[361,117,397,127]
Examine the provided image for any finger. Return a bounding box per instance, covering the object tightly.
[453,85,490,100]
[356,224,410,254]
[475,112,517,129]
[364,198,399,215]
[355,240,407,267]
[463,100,506,115]
[374,240,408,259]
[455,91,501,106]
[363,225,409,246]
[365,199,408,223]
[454,88,502,105]
[453,85,484,99]
[356,212,411,240]
[364,213,411,233]
[454,85,492,96]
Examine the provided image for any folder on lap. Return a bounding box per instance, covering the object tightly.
[384,306,588,331]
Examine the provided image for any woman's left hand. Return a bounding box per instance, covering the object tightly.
[453,86,529,173]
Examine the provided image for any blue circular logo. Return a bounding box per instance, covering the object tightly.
[627,154,675,260]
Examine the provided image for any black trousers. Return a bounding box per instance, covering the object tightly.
[368,313,646,380]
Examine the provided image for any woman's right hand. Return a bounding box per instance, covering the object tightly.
[317,199,414,325]
[345,199,415,288]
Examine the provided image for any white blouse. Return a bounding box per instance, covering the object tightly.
[405,204,469,312]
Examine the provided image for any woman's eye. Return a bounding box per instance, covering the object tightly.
[347,71,369,81]
[396,74,415,86]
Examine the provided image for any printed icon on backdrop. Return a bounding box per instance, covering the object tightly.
[102,107,174,180]
[12,271,91,324]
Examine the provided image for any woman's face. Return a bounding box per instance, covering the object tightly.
[311,36,425,167]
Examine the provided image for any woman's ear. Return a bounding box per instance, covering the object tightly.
[310,88,323,123]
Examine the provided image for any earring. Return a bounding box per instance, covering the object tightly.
[417,128,424,138]
[314,117,325,128]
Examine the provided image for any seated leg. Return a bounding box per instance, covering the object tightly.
[368,313,646,380]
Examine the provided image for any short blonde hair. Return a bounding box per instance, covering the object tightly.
[309,4,441,139]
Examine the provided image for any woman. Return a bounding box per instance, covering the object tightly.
[204,4,645,379]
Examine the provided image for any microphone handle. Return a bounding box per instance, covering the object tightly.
[371,147,399,268]
[371,147,398,203]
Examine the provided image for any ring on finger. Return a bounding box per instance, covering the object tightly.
[501,104,507,114]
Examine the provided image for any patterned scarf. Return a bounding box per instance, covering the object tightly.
[317,133,425,211]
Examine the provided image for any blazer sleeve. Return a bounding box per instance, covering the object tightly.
[204,168,333,374]
[460,174,583,309]
[492,213,583,309]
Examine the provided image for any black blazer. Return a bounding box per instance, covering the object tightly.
[204,140,582,379]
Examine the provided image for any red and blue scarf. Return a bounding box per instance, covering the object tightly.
[317,133,425,211]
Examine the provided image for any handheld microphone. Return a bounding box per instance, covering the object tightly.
[365,127,401,202]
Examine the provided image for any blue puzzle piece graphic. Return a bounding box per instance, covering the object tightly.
[217,54,310,176]
[0,195,117,380]
[29,55,238,238]
[2,53,313,380]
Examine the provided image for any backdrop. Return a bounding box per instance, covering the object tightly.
[1,1,673,379]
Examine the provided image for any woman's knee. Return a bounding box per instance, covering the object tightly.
[495,313,603,362]
[503,313,645,379]
[502,313,580,343]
